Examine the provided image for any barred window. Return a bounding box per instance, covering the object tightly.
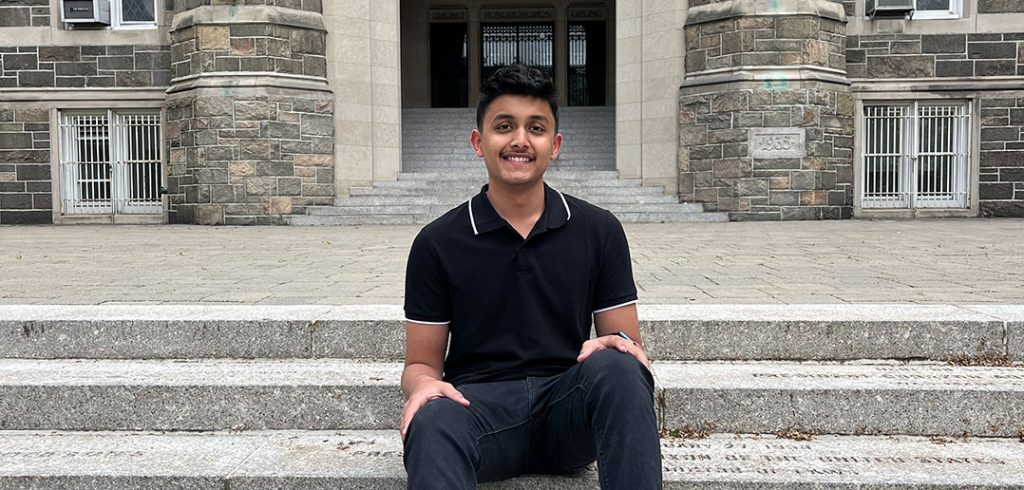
[861,102,971,209]
[59,110,163,215]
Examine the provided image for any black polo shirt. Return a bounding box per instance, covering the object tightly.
[404,183,638,386]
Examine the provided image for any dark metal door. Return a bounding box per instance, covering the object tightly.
[568,21,606,106]
[481,23,554,84]
[430,22,469,108]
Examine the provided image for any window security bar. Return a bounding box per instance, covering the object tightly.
[861,102,970,209]
[59,110,163,216]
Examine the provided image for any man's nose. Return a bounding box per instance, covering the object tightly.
[510,127,530,149]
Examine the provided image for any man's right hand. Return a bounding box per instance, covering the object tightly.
[400,377,470,440]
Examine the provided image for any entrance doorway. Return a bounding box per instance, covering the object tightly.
[430,22,469,108]
[568,21,606,106]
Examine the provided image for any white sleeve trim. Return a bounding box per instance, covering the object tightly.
[592,300,638,314]
[405,318,452,325]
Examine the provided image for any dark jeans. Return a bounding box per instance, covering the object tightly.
[403,349,662,489]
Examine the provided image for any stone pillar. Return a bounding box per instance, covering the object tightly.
[324,0,401,194]
[679,0,854,220]
[616,0,687,195]
[165,1,334,225]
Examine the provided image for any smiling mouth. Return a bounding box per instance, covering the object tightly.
[502,153,535,163]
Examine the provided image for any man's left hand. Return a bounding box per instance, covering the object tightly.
[577,334,651,368]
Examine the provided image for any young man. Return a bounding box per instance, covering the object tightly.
[401,64,662,489]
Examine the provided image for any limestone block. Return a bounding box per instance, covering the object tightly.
[195,97,234,117]
[198,26,230,51]
[197,205,225,225]
[245,177,277,196]
[261,197,293,216]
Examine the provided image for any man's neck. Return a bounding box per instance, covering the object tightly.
[486,180,545,239]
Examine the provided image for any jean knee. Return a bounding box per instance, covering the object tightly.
[581,349,654,395]
[408,397,474,440]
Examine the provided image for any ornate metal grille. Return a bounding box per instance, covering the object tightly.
[862,102,970,209]
[60,110,163,215]
[569,24,588,106]
[481,23,554,83]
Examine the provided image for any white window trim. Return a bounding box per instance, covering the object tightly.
[110,0,158,30]
[910,0,962,19]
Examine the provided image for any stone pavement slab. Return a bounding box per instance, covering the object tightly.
[0,219,1022,305]
[2,431,1023,489]
[2,304,1020,361]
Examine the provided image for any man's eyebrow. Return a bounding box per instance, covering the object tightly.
[490,114,550,123]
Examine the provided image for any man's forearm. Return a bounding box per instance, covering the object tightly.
[401,363,444,399]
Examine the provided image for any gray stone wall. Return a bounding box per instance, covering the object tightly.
[979,97,1024,217]
[0,45,172,88]
[0,0,50,27]
[165,91,335,225]
[170,24,326,80]
[978,0,1024,13]
[685,15,847,74]
[846,34,1024,78]
[680,88,854,220]
[172,0,322,14]
[0,107,52,225]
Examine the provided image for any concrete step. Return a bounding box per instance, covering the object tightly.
[6,305,1015,362]
[355,178,647,189]
[329,195,682,207]
[2,358,1022,435]
[290,212,725,225]
[307,203,707,217]
[400,153,615,162]
[396,170,621,180]
[1,430,1022,488]
[288,214,423,225]
[616,211,728,223]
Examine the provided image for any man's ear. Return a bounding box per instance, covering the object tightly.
[471,129,484,158]
[550,133,563,160]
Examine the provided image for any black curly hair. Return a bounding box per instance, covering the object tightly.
[476,64,559,132]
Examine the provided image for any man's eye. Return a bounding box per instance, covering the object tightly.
[496,123,512,131]
[530,126,546,133]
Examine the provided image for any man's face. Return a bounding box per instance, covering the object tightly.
[471,95,562,189]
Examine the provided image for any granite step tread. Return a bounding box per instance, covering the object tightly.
[1,358,1022,435]
[3,304,1019,361]
[308,203,706,216]
[1,430,1022,489]
[289,212,724,225]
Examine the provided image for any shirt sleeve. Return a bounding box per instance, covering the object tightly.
[404,229,452,324]
[592,211,638,312]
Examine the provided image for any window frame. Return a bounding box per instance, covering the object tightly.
[110,0,158,30]
[911,0,962,20]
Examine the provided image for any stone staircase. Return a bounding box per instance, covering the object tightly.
[1,304,1023,487]
[289,107,727,225]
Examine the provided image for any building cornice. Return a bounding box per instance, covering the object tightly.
[171,5,326,32]
[686,0,847,25]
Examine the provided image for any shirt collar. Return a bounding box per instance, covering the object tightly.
[468,183,572,236]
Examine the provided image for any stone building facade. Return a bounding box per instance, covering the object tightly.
[0,0,1021,225]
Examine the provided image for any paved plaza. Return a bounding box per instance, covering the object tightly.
[0,219,1022,305]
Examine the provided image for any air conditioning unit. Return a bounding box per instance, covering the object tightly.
[61,0,111,24]
[866,0,915,18]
